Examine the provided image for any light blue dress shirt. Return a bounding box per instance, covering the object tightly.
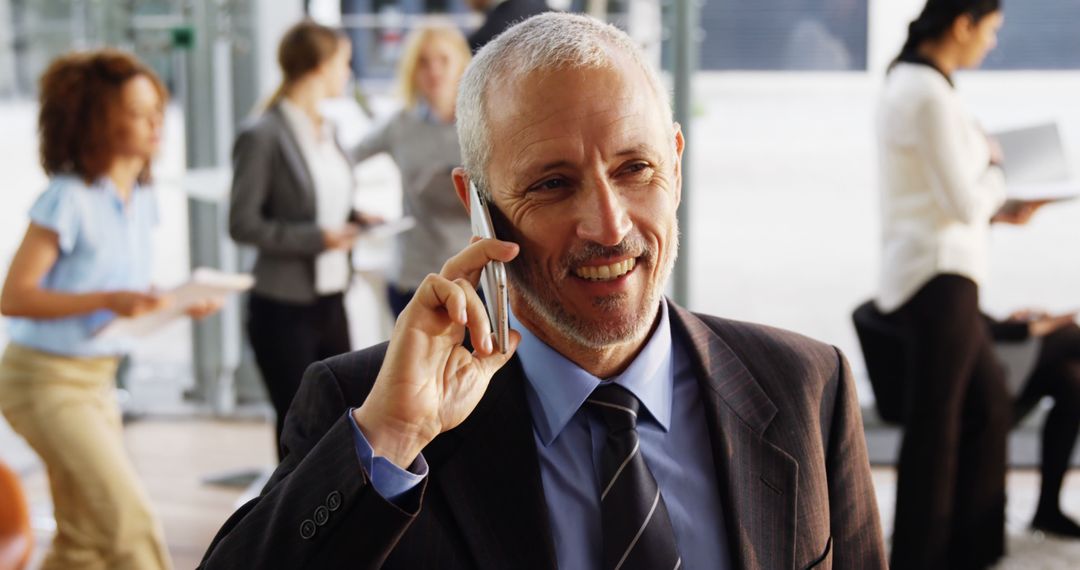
[348,408,429,500]
[351,301,731,568]
[6,175,157,357]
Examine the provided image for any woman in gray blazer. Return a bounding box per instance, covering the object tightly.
[229,21,371,459]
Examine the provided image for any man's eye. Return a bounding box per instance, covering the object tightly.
[531,178,568,192]
[624,162,651,175]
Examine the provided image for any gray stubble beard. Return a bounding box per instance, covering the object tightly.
[507,227,680,352]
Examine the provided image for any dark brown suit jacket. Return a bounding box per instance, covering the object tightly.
[199,302,886,569]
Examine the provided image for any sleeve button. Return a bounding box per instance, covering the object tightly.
[300,519,317,540]
[327,490,342,512]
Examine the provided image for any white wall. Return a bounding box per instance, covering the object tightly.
[868,0,926,74]
[252,0,305,105]
[684,69,1080,404]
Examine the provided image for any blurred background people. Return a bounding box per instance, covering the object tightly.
[0,49,216,570]
[466,0,549,52]
[229,20,375,460]
[875,0,1048,567]
[855,302,1080,542]
[349,24,472,318]
[994,311,1080,538]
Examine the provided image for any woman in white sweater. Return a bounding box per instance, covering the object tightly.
[876,1,1046,568]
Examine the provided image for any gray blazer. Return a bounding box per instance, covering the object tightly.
[229,104,351,304]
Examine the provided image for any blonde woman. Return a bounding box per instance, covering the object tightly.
[350,25,473,317]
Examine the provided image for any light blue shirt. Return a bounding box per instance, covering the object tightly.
[351,301,731,569]
[347,408,429,500]
[6,175,158,357]
[516,301,731,570]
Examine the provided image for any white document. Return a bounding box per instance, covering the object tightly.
[1006,180,1080,202]
[993,123,1080,202]
[95,268,254,339]
[358,216,416,240]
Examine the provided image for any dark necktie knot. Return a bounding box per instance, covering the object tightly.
[586,384,640,432]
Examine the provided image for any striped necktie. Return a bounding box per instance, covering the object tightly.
[587,383,682,570]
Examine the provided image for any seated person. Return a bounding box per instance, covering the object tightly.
[854,301,1080,538]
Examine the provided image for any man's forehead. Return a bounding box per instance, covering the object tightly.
[487,63,665,157]
[492,59,647,114]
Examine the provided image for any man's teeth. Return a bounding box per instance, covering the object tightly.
[574,258,636,281]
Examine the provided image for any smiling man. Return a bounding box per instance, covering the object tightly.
[200,13,885,570]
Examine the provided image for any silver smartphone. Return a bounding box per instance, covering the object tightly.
[468,181,509,354]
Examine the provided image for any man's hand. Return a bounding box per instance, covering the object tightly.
[353,238,522,468]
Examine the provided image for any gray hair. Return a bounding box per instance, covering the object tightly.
[456,12,673,198]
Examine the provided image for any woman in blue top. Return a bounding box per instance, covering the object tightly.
[0,50,215,570]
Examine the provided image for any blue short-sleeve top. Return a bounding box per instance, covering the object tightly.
[6,175,158,357]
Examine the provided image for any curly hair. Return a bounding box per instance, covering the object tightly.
[38,49,167,184]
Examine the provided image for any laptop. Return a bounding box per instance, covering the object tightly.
[993,122,1079,202]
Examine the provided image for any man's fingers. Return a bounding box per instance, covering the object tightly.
[416,274,469,324]
[475,329,521,378]
[441,238,519,284]
[455,278,493,355]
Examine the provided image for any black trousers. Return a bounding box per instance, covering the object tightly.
[248,292,351,460]
[889,274,1010,570]
[1013,323,1080,515]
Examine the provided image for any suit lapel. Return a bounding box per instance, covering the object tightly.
[426,357,557,570]
[669,302,799,570]
[268,105,316,214]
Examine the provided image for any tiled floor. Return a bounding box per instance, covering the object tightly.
[11,419,276,570]
[872,469,1080,569]
[5,417,1078,568]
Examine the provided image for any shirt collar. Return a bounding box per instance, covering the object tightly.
[897,53,955,88]
[278,98,332,143]
[94,176,141,211]
[414,101,454,126]
[513,299,674,447]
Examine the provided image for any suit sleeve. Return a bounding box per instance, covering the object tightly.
[826,348,888,569]
[228,126,326,256]
[198,360,424,570]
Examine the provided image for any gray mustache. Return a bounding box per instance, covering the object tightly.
[564,237,653,270]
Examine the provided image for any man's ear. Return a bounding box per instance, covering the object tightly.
[673,123,685,207]
[452,166,471,216]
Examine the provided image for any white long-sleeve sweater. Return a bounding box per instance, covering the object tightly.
[876,62,1007,312]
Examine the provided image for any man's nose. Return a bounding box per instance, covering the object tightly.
[576,178,632,247]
